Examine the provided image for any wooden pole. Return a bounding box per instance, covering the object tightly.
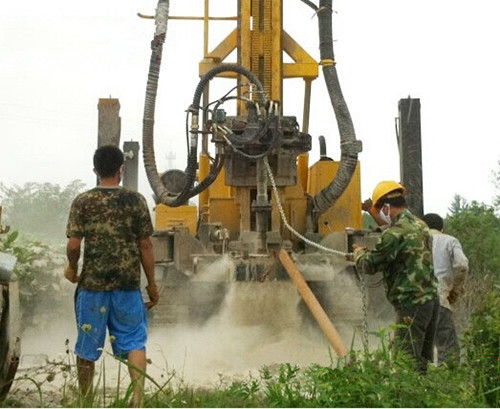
[279,249,348,357]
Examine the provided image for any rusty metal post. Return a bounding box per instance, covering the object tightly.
[397,97,424,217]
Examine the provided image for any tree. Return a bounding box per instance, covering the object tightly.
[444,196,500,335]
[0,180,85,243]
[493,159,500,211]
[446,197,500,279]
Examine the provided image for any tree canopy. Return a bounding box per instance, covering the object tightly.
[0,180,86,243]
[445,195,500,280]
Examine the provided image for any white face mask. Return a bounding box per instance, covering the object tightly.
[378,204,392,225]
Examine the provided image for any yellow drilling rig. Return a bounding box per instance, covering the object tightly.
[98,0,422,355]
[139,0,368,350]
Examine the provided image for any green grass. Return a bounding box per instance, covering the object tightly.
[1,335,490,408]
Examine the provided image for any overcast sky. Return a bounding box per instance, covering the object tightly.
[1,0,499,217]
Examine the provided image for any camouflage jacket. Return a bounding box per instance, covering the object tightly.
[354,209,438,306]
[66,187,153,291]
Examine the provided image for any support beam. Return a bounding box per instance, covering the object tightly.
[279,249,348,357]
[397,97,424,217]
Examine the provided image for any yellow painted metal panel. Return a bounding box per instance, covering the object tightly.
[297,153,309,191]
[283,63,319,79]
[208,197,241,239]
[308,161,362,232]
[155,204,198,236]
[208,167,232,198]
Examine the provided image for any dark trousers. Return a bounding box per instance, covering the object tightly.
[394,299,440,374]
[435,305,460,365]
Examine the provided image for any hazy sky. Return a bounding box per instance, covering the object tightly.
[1,0,499,216]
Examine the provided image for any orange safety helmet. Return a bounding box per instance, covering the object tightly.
[372,180,406,208]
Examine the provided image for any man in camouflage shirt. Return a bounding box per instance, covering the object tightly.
[65,145,159,406]
[354,181,439,374]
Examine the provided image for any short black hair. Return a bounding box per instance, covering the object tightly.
[422,213,444,231]
[93,145,124,178]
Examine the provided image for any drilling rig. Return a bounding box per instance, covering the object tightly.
[132,0,380,341]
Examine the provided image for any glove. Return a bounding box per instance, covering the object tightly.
[64,265,79,283]
[145,283,159,309]
[361,198,374,212]
[346,244,363,263]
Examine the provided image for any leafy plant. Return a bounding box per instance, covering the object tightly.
[0,230,68,326]
[463,287,500,407]
[446,197,500,280]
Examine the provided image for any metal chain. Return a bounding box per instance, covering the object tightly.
[357,271,370,353]
[264,157,369,350]
[263,157,348,258]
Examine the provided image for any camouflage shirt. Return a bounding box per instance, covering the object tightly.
[354,209,438,306]
[66,187,154,291]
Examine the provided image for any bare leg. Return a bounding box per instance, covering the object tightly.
[127,349,147,407]
[76,356,95,402]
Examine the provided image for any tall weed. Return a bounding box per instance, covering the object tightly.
[463,286,500,407]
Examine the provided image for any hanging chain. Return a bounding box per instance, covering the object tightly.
[263,157,370,350]
[356,271,370,353]
[263,157,349,258]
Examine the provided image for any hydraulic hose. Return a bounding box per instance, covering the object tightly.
[190,64,266,111]
[142,0,180,205]
[143,9,267,206]
[188,153,225,196]
[311,0,362,215]
[180,65,266,201]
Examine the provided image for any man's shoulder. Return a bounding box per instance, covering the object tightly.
[72,188,99,203]
[116,189,149,206]
[395,211,428,231]
[433,231,460,245]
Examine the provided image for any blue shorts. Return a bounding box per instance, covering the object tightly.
[75,288,147,361]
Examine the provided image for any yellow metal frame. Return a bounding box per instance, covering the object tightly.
[199,1,318,98]
[197,0,320,235]
[161,1,361,239]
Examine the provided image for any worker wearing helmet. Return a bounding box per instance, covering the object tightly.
[353,181,439,374]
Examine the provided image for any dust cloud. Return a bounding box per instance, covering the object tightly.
[147,281,337,387]
[10,264,392,404]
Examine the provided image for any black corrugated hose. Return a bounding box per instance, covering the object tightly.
[142,0,267,206]
[312,0,362,215]
[142,0,180,205]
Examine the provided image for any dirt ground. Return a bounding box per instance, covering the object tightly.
[6,280,390,407]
